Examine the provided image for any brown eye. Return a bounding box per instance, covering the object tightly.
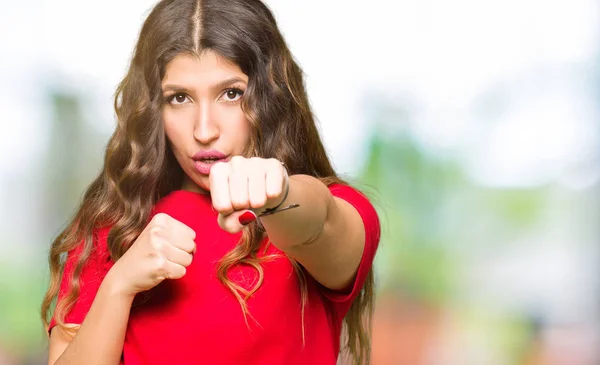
[173,94,187,104]
[166,93,190,105]
[223,88,244,102]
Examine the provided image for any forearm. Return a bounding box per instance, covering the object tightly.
[260,174,334,250]
[53,271,133,365]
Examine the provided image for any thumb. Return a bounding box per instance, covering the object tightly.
[217,210,257,233]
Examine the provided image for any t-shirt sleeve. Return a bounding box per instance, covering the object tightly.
[47,226,113,333]
[317,183,381,313]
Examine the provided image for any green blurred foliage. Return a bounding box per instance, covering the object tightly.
[0,90,109,362]
[361,127,546,303]
[356,98,553,363]
[0,259,47,356]
[360,128,462,302]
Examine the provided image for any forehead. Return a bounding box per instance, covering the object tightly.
[162,51,248,86]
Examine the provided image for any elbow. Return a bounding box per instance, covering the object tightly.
[299,189,335,247]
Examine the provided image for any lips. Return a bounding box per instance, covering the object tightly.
[192,150,228,175]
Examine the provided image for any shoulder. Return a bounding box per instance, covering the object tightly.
[66,226,112,260]
[328,183,374,203]
[63,225,113,275]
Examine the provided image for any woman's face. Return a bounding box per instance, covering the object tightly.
[162,50,251,193]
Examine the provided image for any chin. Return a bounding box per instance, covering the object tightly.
[193,179,210,194]
[182,170,210,194]
[198,180,210,192]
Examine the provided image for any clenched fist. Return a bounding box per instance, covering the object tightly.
[108,213,196,297]
[209,156,288,233]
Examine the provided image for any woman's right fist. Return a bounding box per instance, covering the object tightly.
[107,213,196,297]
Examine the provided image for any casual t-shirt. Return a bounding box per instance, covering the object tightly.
[49,183,380,365]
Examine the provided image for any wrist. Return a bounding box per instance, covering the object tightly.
[103,266,136,301]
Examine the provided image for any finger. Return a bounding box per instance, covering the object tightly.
[210,161,233,214]
[248,159,267,209]
[164,217,197,253]
[163,260,187,280]
[217,210,256,234]
[167,217,196,240]
[229,170,250,211]
[169,233,196,255]
[162,242,194,267]
[151,212,172,229]
[265,159,286,201]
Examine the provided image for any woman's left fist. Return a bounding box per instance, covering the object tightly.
[208,156,287,233]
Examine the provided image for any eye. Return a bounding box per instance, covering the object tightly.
[222,88,244,102]
[166,93,190,105]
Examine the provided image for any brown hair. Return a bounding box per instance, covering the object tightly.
[41,0,375,363]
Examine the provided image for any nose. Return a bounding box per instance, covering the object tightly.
[193,102,219,145]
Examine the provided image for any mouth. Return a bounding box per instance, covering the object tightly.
[191,154,229,175]
[197,157,222,163]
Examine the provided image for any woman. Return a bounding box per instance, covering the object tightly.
[41,0,380,364]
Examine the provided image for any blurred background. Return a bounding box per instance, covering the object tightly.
[0,0,598,364]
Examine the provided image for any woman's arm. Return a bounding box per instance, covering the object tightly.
[210,159,375,292]
[260,174,366,291]
[49,213,196,365]
[49,271,134,365]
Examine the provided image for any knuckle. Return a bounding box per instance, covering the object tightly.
[231,199,249,210]
[180,239,193,253]
[250,196,267,209]
[168,266,184,280]
[268,158,282,169]
[152,213,170,227]
[275,159,287,174]
[188,227,196,240]
[147,250,159,261]
[149,225,164,238]
[211,161,226,173]
[150,238,164,252]
[250,157,265,169]
[231,155,245,164]
[228,170,245,182]
[154,255,167,270]
[212,201,231,213]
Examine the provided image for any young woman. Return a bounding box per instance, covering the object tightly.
[41,1,380,364]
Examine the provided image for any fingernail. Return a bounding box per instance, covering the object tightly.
[238,211,257,226]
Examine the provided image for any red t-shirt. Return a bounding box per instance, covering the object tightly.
[49,184,380,365]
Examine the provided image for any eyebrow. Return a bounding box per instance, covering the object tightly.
[162,76,247,93]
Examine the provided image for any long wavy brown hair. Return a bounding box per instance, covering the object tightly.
[41,0,375,363]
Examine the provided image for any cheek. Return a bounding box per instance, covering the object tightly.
[162,111,174,139]
[162,111,186,152]
[232,111,252,143]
